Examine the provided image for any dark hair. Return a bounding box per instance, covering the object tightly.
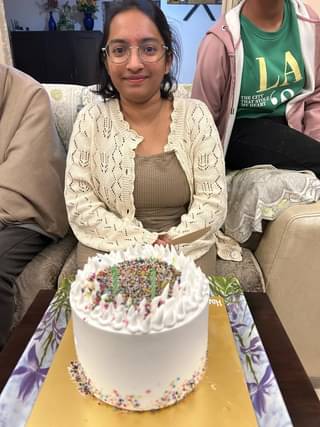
[97,0,181,100]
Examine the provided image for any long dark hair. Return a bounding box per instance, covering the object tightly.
[97,0,181,100]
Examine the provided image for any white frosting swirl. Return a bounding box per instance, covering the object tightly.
[70,245,209,334]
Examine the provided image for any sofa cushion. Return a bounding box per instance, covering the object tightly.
[44,84,86,150]
[14,232,76,327]
[57,247,77,286]
[216,248,265,292]
[225,165,320,243]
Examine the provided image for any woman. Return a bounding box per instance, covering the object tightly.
[65,0,227,276]
[192,0,320,177]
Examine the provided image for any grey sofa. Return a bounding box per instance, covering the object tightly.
[14,83,320,387]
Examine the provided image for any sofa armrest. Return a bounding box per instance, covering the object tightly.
[255,202,320,380]
[13,232,77,327]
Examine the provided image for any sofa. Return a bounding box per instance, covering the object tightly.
[14,83,320,385]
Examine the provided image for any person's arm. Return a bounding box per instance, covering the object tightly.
[65,106,158,251]
[166,101,227,240]
[0,76,68,238]
[192,33,229,124]
[299,4,320,141]
[303,52,320,142]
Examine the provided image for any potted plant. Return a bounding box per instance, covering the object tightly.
[57,1,75,31]
[37,0,59,30]
[76,0,98,31]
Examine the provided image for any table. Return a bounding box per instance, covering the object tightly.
[0,287,319,427]
[245,293,320,427]
[0,290,55,394]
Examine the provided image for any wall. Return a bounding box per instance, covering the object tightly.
[305,0,320,14]
[160,2,221,82]
[3,0,104,32]
[3,0,221,83]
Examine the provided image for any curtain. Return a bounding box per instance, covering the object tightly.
[222,0,241,14]
[0,0,12,65]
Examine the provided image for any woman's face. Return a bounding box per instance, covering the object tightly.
[105,9,171,104]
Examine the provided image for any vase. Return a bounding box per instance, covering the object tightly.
[83,12,94,31]
[48,11,57,31]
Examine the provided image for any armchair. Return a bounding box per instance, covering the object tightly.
[175,85,320,383]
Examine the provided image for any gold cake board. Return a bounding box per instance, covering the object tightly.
[27,297,258,427]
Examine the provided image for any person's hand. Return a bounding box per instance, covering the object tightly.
[153,234,172,246]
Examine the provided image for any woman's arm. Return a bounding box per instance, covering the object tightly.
[167,101,227,239]
[0,78,68,238]
[65,106,157,251]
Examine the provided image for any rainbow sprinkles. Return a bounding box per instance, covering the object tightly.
[69,244,210,411]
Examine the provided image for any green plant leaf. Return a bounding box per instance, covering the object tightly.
[208,275,242,299]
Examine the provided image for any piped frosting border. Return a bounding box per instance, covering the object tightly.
[70,245,209,334]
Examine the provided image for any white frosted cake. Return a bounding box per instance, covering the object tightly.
[69,245,209,411]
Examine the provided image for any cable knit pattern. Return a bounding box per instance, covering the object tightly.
[65,96,227,261]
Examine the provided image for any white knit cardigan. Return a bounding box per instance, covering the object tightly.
[65,96,227,261]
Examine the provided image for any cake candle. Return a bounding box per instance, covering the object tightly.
[111,266,120,296]
[150,268,157,299]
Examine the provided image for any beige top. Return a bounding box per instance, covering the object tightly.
[65,96,227,261]
[134,151,190,233]
[133,151,216,275]
[0,65,68,238]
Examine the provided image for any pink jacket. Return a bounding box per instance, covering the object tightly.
[192,0,320,154]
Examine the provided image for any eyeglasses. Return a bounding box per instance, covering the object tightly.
[102,41,169,64]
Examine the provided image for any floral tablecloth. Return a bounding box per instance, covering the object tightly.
[0,277,292,427]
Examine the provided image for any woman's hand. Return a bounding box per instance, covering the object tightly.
[153,234,172,246]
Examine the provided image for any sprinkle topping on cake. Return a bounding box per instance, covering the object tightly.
[81,258,181,311]
[70,245,209,334]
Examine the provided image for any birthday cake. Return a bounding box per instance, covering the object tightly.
[69,245,210,411]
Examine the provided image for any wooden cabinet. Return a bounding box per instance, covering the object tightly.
[10,31,104,85]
